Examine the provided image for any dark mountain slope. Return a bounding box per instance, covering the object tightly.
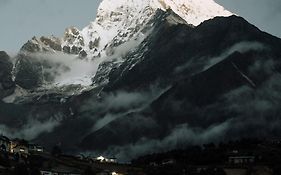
[1,13,281,161]
[103,15,281,92]
[79,16,281,157]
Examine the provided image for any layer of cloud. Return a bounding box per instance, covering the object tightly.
[221,73,281,138]
[203,41,267,70]
[84,55,281,161]
[26,52,100,86]
[0,117,60,140]
[87,121,230,161]
[80,85,169,133]
[174,41,267,76]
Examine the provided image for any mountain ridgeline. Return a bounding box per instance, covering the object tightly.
[1,0,281,161]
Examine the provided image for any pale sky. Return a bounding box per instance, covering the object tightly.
[216,0,281,40]
[0,0,102,53]
[0,0,280,53]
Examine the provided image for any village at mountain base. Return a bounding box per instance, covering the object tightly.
[1,136,281,174]
[0,135,134,175]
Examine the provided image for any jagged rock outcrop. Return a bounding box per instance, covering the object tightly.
[0,51,15,99]
[15,36,64,89]
[14,54,44,89]
[21,36,62,53]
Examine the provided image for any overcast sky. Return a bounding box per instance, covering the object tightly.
[0,0,280,53]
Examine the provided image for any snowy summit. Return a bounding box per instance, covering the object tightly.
[62,0,233,59]
[17,0,233,88]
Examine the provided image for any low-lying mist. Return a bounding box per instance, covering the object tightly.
[0,117,60,141]
[28,53,100,86]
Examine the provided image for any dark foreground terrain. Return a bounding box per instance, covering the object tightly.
[132,138,281,175]
[0,138,281,175]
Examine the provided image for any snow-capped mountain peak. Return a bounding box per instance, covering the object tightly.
[96,0,233,26]
[23,0,232,60]
[155,0,233,25]
[64,0,233,59]
[17,0,233,89]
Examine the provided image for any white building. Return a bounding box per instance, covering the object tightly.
[96,156,117,163]
[29,144,44,153]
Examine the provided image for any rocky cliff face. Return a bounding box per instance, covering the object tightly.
[14,54,44,89]
[0,51,15,99]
